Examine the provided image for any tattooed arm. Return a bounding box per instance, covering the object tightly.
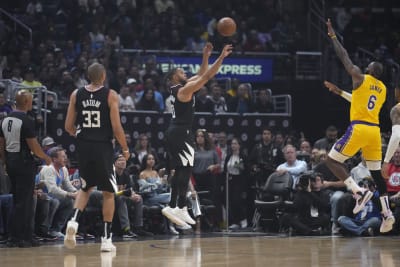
[382,103,400,177]
[326,19,364,89]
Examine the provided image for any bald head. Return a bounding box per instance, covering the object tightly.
[88,63,106,85]
[366,61,383,79]
[15,89,33,111]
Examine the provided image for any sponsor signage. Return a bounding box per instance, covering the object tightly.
[157,56,273,82]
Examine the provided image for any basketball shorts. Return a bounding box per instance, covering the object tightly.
[164,125,195,168]
[76,139,117,193]
[331,120,381,161]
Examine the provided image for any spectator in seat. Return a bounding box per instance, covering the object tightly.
[22,66,42,89]
[254,88,274,113]
[39,147,78,238]
[338,178,381,236]
[313,125,338,151]
[118,85,135,111]
[137,153,170,207]
[208,83,227,114]
[114,153,153,238]
[276,144,308,189]
[227,83,254,114]
[136,88,161,112]
[41,136,57,155]
[195,86,213,113]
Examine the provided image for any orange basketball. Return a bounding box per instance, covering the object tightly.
[217,17,237,37]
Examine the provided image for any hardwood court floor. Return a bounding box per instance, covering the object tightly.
[1,233,400,267]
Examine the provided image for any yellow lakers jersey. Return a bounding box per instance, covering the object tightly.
[350,74,386,124]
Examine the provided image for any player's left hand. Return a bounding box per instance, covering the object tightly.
[326,18,336,37]
[324,80,341,95]
[203,42,213,57]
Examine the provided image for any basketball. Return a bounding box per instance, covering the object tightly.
[217,17,237,37]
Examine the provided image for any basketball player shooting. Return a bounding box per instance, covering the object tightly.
[161,43,233,228]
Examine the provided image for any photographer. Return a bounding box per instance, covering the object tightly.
[281,172,330,235]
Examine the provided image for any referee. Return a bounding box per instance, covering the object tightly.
[0,89,51,247]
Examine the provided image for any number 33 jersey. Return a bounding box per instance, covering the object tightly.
[75,86,113,142]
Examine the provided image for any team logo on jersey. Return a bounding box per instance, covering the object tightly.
[389,172,400,186]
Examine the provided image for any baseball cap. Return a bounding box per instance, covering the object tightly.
[114,153,124,162]
[126,78,137,85]
[42,136,55,147]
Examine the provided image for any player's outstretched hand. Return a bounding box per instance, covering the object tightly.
[203,42,213,57]
[326,18,336,37]
[324,80,341,96]
[221,44,233,58]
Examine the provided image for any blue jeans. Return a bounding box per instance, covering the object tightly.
[143,193,171,207]
[115,196,144,229]
[338,216,381,236]
[50,197,74,232]
[330,191,344,223]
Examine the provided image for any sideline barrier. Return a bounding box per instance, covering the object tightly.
[49,110,291,163]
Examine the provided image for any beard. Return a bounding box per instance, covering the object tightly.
[178,78,187,86]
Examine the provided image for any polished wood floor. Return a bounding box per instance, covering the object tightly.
[1,233,400,267]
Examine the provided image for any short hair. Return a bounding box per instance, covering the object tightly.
[326,125,337,132]
[87,63,105,83]
[48,147,64,159]
[165,67,179,83]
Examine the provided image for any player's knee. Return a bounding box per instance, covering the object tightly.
[365,160,381,171]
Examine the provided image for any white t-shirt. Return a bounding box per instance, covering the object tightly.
[119,95,135,111]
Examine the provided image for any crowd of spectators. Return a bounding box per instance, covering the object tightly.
[1,0,400,245]
[0,0,303,105]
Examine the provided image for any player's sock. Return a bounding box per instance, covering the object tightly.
[104,222,112,238]
[71,209,82,222]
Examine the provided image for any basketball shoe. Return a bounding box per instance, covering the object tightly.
[101,234,116,252]
[64,220,79,249]
[380,211,395,233]
[353,189,373,214]
[162,206,187,226]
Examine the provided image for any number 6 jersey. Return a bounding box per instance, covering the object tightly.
[75,86,113,142]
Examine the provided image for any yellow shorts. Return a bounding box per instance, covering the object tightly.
[332,121,381,161]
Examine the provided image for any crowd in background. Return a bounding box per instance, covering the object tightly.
[0,0,400,245]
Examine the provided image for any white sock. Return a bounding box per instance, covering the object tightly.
[380,196,391,215]
[344,177,362,194]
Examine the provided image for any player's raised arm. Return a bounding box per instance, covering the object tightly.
[188,42,213,82]
[178,44,233,102]
[326,19,363,88]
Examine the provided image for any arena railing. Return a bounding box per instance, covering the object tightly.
[0,79,59,137]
